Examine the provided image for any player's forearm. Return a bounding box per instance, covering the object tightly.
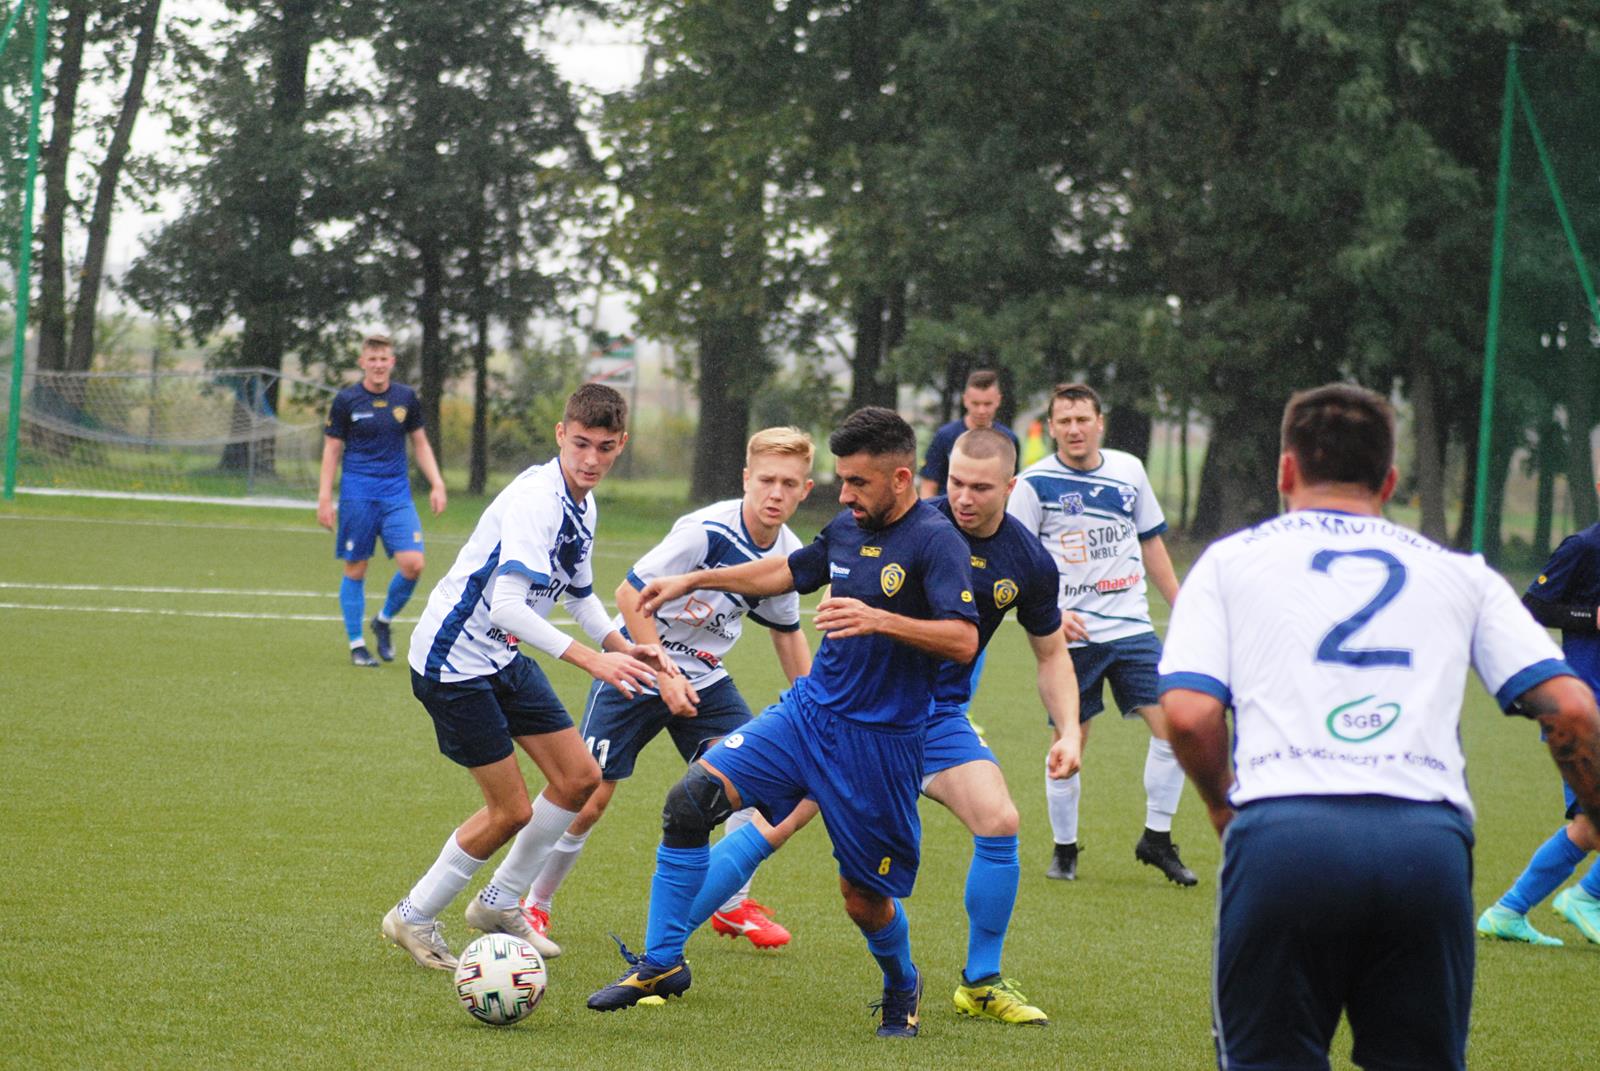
[1142,535,1181,607]
[615,581,666,649]
[1524,676,1600,830]
[1033,643,1081,737]
[411,432,446,490]
[686,556,795,598]
[876,614,977,663]
[772,628,813,683]
[1522,593,1599,633]
[1163,690,1233,815]
[317,439,342,501]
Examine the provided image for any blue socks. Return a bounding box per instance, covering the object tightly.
[687,822,773,931]
[1501,827,1586,914]
[1583,858,1600,899]
[338,577,365,643]
[964,834,1020,982]
[643,843,708,967]
[381,573,417,621]
[863,899,917,991]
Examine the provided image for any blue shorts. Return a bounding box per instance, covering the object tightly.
[1069,631,1161,721]
[578,676,754,780]
[337,496,424,561]
[410,654,573,768]
[699,691,923,898]
[922,703,998,788]
[1567,780,1581,821]
[1215,796,1474,1071]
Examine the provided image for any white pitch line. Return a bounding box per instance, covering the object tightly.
[0,581,332,598]
[0,602,587,627]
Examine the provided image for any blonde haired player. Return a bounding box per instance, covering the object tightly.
[519,427,817,948]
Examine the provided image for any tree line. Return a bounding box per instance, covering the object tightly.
[14,0,1600,557]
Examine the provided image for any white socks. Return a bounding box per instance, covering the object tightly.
[476,794,582,910]
[719,807,759,912]
[399,832,485,923]
[528,830,591,910]
[1143,738,1185,832]
[1046,766,1081,846]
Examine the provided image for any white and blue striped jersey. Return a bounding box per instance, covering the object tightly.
[1157,510,1572,820]
[1006,449,1168,644]
[409,458,597,682]
[619,499,803,691]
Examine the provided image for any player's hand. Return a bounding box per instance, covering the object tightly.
[659,673,701,717]
[1206,802,1236,838]
[625,643,681,679]
[638,574,695,616]
[1061,612,1090,643]
[1047,737,1081,780]
[814,596,883,638]
[316,498,335,530]
[590,651,657,698]
[429,484,447,515]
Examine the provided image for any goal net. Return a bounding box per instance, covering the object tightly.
[0,366,335,505]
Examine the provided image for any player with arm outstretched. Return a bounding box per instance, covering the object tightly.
[1160,383,1600,1070]
[1476,502,1600,946]
[381,385,668,971]
[1007,381,1190,885]
[317,331,448,667]
[518,428,816,950]
[654,427,1083,1026]
[585,407,978,1039]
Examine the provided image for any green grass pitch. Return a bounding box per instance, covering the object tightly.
[1,489,1594,1069]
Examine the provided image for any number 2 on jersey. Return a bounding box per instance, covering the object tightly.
[1309,548,1413,669]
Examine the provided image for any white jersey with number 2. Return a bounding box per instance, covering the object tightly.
[1158,509,1570,821]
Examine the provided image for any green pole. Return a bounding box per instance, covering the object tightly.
[1473,44,1517,556]
[4,0,49,501]
[0,0,30,65]
[1516,77,1600,335]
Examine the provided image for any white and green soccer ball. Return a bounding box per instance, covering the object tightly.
[453,933,547,1026]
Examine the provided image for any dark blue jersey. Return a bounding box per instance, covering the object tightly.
[919,419,1020,486]
[930,497,1063,706]
[1526,523,1600,687]
[787,500,977,731]
[325,382,424,499]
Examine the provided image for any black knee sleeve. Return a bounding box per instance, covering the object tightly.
[661,764,735,848]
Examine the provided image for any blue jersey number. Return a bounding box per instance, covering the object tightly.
[1310,549,1413,669]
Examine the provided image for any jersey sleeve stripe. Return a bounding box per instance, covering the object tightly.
[748,610,801,633]
[568,583,594,599]
[1493,658,1576,713]
[624,570,647,590]
[1158,671,1231,706]
[496,560,550,586]
[1138,521,1169,540]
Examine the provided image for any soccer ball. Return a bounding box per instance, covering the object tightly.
[453,933,547,1026]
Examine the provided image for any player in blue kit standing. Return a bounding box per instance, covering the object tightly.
[317,331,447,667]
[917,369,1019,498]
[1476,502,1600,946]
[1160,383,1600,1070]
[585,407,979,1038]
[1007,382,1190,885]
[381,385,668,971]
[645,427,1084,1025]
[519,427,817,950]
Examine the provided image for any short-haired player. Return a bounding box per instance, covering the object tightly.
[1161,383,1600,1070]
[918,369,1020,499]
[1007,382,1190,884]
[652,426,1084,1025]
[586,407,979,1039]
[517,428,817,949]
[316,332,447,667]
[381,384,671,970]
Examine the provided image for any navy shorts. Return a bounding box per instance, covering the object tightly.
[1215,795,1474,1071]
[1069,631,1162,721]
[578,676,754,780]
[337,496,424,561]
[410,654,573,768]
[922,703,998,788]
[1566,780,1582,821]
[699,691,923,898]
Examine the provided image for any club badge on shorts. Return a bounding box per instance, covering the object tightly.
[880,562,905,597]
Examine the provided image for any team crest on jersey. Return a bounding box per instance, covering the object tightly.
[393,405,408,423]
[1118,485,1137,512]
[1059,492,1085,515]
[993,578,1018,609]
[880,563,906,597]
